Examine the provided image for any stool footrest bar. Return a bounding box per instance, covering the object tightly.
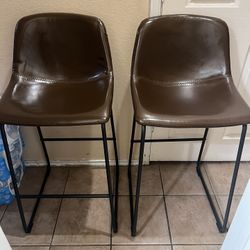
[19,194,110,199]
[43,137,114,141]
[133,138,203,143]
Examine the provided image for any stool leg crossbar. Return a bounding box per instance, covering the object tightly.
[0,111,119,233]
[128,115,247,236]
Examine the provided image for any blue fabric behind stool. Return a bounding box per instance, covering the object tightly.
[0,125,24,205]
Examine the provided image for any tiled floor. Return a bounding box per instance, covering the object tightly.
[1,162,249,250]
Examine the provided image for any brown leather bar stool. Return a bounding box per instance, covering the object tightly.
[128,14,250,236]
[0,13,119,233]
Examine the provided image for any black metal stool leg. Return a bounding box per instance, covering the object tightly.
[37,127,51,177]
[110,111,119,233]
[24,127,52,230]
[0,125,29,232]
[128,116,136,227]
[131,125,146,237]
[0,125,53,233]
[196,128,209,176]
[197,125,247,233]
[101,123,117,233]
[221,124,247,231]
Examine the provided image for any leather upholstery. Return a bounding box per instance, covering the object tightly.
[131,15,250,128]
[0,13,113,126]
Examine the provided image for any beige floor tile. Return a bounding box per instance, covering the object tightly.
[204,162,250,195]
[51,247,109,250]
[18,167,46,196]
[52,199,111,245]
[113,246,171,250]
[113,196,170,245]
[2,199,61,246]
[166,196,225,244]
[44,167,69,194]
[3,164,246,249]
[12,247,50,250]
[216,195,242,225]
[65,167,108,194]
[173,246,221,250]
[160,163,205,195]
[20,167,69,194]
[118,166,163,195]
[1,167,68,246]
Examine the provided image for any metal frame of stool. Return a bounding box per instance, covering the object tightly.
[128,115,247,236]
[0,110,119,234]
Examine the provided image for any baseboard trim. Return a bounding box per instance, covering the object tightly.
[24,159,250,167]
[24,159,137,167]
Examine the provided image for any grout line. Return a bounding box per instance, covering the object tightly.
[111,243,221,246]
[172,244,222,246]
[111,244,172,247]
[159,165,174,250]
[110,157,115,250]
[110,215,112,250]
[151,161,250,164]
[10,244,50,247]
[0,205,8,223]
[117,194,238,197]
[45,244,112,247]
[117,194,225,197]
[50,245,111,246]
[166,194,221,197]
[113,245,171,247]
[49,168,70,247]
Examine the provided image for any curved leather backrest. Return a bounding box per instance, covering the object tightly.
[13,13,112,81]
[132,15,231,83]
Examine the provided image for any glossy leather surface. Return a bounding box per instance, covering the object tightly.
[131,15,250,128]
[0,13,113,126]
